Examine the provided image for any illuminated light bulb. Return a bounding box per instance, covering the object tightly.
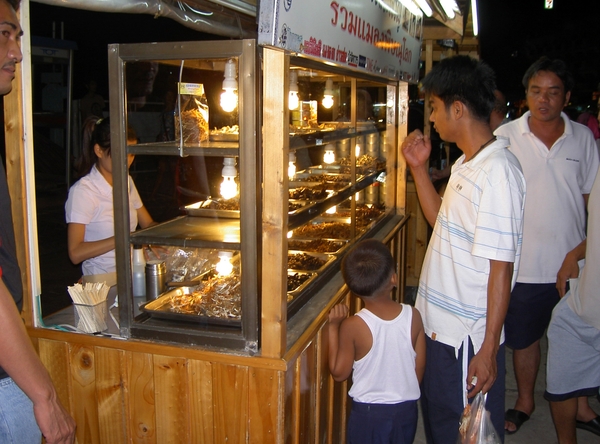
[288,152,297,180]
[220,157,239,200]
[322,78,334,109]
[216,251,234,276]
[287,230,293,239]
[323,144,335,164]
[289,70,299,110]
[220,59,238,112]
[326,205,336,214]
[355,143,361,157]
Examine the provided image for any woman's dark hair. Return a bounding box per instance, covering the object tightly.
[421,55,496,123]
[341,239,394,297]
[522,57,574,93]
[75,117,111,178]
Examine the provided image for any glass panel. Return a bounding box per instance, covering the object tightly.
[287,65,392,312]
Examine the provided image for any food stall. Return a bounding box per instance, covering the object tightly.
[7,0,476,442]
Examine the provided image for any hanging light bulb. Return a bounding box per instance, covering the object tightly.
[220,157,239,200]
[322,78,334,109]
[287,230,293,239]
[288,152,297,180]
[323,144,335,164]
[216,251,234,276]
[289,70,299,110]
[355,142,361,158]
[220,59,238,113]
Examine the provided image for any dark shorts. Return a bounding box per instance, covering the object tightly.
[504,282,560,350]
[348,400,418,444]
[421,336,505,444]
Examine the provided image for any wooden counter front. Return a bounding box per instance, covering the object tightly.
[29,218,407,444]
[30,301,341,443]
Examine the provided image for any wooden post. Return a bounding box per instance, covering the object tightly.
[261,48,289,358]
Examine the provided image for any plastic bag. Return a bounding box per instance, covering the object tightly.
[175,82,209,144]
[457,392,501,444]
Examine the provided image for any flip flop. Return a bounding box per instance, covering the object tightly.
[576,416,600,437]
[505,409,530,435]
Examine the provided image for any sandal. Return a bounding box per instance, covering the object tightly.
[576,416,600,437]
[505,409,530,435]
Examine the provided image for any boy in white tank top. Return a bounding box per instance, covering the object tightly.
[328,239,426,443]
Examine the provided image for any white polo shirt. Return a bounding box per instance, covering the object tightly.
[495,112,599,283]
[569,169,600,330]
[416,137,526,352]
[65,165,143,275]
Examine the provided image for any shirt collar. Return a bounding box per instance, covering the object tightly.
[518,111,573,136]
[90,164,113,196]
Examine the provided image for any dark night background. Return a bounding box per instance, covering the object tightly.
[478,0,600,110]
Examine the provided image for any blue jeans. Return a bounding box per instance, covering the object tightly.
[0,377,41,443]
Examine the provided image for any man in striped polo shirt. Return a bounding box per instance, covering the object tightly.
[402,55,526,444]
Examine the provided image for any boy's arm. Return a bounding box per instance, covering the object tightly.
[411,307,426,384]
[327,304,355,382]
[467,259,512,397]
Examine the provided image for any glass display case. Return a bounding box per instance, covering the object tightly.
[109,40,398,352]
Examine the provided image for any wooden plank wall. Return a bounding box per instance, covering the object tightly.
[36,298,358,444]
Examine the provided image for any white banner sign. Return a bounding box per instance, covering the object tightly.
[258,0,423,83]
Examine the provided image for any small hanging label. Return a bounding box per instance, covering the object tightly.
[178,82,204,96]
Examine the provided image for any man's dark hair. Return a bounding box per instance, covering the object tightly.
[421,55,496,122]
[522,57,574,93]
[492,90,508,117]
[4,0,20,11]
[341,239,394,297]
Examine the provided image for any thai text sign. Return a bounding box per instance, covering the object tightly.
[258,0,423,83]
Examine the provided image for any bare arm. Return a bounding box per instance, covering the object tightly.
[327,304,355,382]
[411,307,426,384]
[467,259,513,397]
[67,223,114,265]
[556,239,586,297]
[136,206,156,229]
[401,130,442,227]
[0,280,75,443]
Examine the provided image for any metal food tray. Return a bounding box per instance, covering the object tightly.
[288,186,331,201]
[209,132,239,142]
[293,171,352,181]
[140,286,241,327]
[287,251,335,273]
[288,200,318,216]
[287,270,317,301]
[286,239,348,254]
[183,200,240,219]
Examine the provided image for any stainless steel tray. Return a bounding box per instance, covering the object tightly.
[287,251,335,273]
[209,132,239,142]
[183,200,240,219]
[286,239,348,254]
[140,286,241,327]
[287,271,317,302]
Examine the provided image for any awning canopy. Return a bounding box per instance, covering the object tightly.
[32,0,258,39]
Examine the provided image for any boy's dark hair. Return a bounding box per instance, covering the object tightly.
[522,56,574,93]
[341,239,394,297]
[421,55,496,122]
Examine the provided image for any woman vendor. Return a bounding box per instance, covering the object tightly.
[65,117,155,284]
